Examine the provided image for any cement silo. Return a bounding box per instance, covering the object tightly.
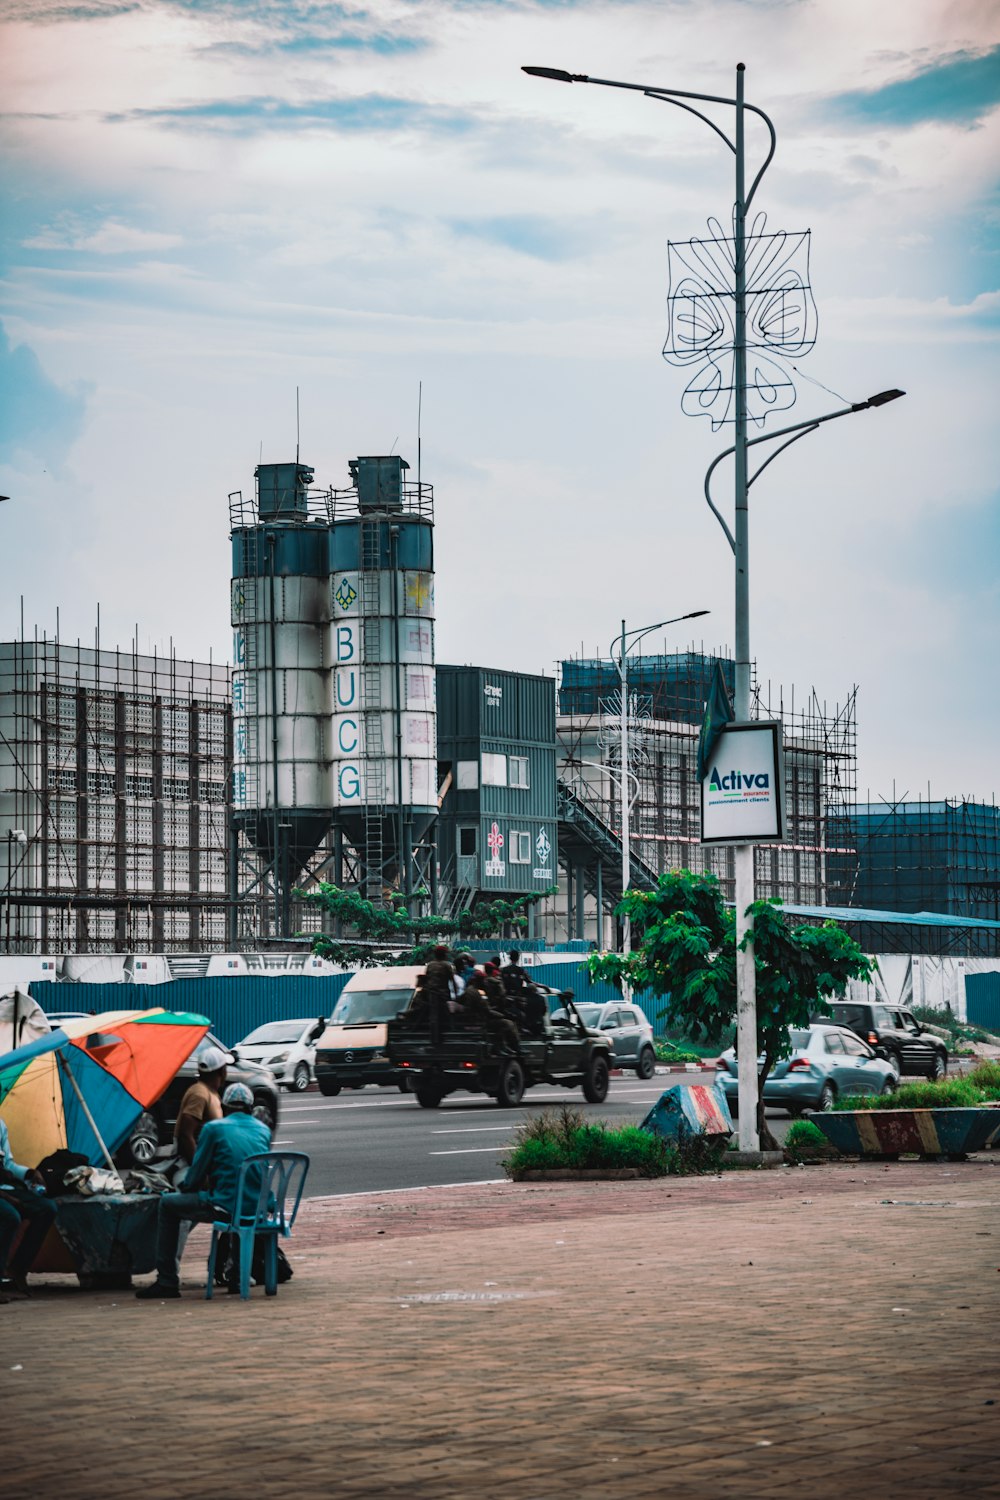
[328,455,437,899]
[230,461,332,935]
[229,453,437,936]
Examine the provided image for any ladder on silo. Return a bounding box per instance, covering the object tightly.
[360,518,388,903]
[234,530,260,813]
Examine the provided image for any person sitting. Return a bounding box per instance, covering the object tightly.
[521,984,549,1039]
[0,1118,57,1300]
[461,974,521,1054]
[136,1081,272,1300]
[174,1044,231,1165]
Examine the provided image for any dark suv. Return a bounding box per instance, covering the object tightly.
[120,1032,281,1167]
[819,1002,948,1080]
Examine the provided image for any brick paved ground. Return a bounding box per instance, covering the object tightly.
[5,1159,1000,1500]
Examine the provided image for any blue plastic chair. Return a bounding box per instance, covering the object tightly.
[205,1152,309,1301]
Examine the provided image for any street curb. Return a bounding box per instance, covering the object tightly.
[517,1168,643,1181]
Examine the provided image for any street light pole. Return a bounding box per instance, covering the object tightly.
[609,610,710,962]
[524,61,903,1152]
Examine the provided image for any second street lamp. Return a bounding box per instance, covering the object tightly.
[610,610,709,963]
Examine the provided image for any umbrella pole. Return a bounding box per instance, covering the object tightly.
[57,1051,120,1175]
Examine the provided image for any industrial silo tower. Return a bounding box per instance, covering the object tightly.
[328,455,437,904]
[229,453,437,941]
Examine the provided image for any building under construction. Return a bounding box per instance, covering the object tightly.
[839,796,1000,923]
[552,651,859,945]
[0,637,231,954]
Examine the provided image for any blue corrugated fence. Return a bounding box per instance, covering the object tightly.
[966,972,1000,1034]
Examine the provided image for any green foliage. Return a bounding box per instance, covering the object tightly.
[654,1044,704,1065]
[967,1059,1000,1097]
[587,868,872,1075]
[911,1005,992,1045]
[832,1077,987,1111]
[297,883,555,967]
[783,1119,833,1162]
[502,1104,726,1179]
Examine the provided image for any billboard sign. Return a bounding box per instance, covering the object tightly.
[700,721,786,844]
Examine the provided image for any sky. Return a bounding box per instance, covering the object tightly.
[1,0,998,806]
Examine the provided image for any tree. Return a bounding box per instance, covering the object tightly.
[298,883,555,969]
[588,869,873,1148]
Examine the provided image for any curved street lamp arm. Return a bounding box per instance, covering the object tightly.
[748,424,818,489]
[706,390,905,547]
[643,91,736,156]
[704,446,738,555]
[523,67,777,204]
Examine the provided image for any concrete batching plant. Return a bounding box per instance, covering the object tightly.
[229,455,437,940]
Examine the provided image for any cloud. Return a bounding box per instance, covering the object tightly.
[104,93,482,135]
[3,0,139,20]
[447,213,600,261]
[826,45,1000,129]
[0,323,90,468]
[24,217,183,253]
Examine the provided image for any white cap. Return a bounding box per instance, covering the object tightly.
[197,1044,233,1074]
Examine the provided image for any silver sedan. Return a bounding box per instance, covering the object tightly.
[716,1023,898,1116]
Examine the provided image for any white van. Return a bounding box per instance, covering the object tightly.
[314,966,422,1096]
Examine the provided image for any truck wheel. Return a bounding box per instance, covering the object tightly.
[496,1057,525,1108]
[583,1053,610,1104]
[415,1079,443,1108]
[318,1078,342,1097]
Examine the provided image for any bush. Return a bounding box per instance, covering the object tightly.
[654,1044,703,1065]
[832,1077,986,1111]
[502,1105,726,1179]
[966,1059,1000,1100]
[784,1119,831,1163]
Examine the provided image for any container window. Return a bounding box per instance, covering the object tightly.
[509,756,530,789]
[482,753,507,787]
[509,831,531,864]
[457,760,479,790]
[459,826,478,857]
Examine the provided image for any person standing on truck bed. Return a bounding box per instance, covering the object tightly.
[500,949,530,1001]
[424,945,455,1045]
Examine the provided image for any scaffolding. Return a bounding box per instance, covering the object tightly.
[0,629,231,954]
[554,651,858,936]
[835,794,1000,925]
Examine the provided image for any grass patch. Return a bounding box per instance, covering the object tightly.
[502,1105,727,1180]
[967,1059,1000,1098]
[783,1119,833,1163]
[831,1076,993,1112]
[655,1044,705,1065]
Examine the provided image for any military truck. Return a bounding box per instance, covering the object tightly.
[387,985,613,1109]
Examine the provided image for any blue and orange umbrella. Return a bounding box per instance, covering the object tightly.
[0,1008,210,1168]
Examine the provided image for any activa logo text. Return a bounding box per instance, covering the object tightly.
[709,767,770,791]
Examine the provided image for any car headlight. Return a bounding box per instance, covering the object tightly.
[266,1051,291,1065]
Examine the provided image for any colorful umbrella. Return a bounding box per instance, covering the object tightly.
[0,1008,210,1169]
[58,1009,210,1109]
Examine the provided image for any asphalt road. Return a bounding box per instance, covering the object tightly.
[272,1071,792,1197]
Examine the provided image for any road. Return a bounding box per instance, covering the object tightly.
[272,1072,792,1197]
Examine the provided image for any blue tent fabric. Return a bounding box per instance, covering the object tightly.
[0,1026,143,1165]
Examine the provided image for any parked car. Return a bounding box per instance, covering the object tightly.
[817,1001,949,1080]
[121,1032,281,1167]
[45,1011,94,1029]
[573,1001,657,1079]
[716,1024,898,1116]
[233,1018,321,1092]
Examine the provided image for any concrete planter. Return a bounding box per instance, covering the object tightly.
[518,1168,642,1181]
[810,1107,999,1161]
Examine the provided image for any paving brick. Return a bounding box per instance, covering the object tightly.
[4,1159,1000,1498]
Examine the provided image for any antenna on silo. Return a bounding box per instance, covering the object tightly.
[296,386,300,465]
[417,380,423,488]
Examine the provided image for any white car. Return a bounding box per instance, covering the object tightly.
[234,1018,321,1092]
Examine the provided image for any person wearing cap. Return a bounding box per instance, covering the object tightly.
[173,1043,231,1165]
[137,1081,272,1300]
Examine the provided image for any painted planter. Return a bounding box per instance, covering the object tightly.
[810,1108,999,1160]
[641,1083,733,1146]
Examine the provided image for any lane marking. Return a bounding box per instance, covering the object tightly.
[430,1147,508,1156]
[432,1126,514,1135]
[306,1180,502,1201]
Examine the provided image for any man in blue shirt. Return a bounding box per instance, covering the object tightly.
[136,1082,271,1300]
[0,1117,57,1299]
